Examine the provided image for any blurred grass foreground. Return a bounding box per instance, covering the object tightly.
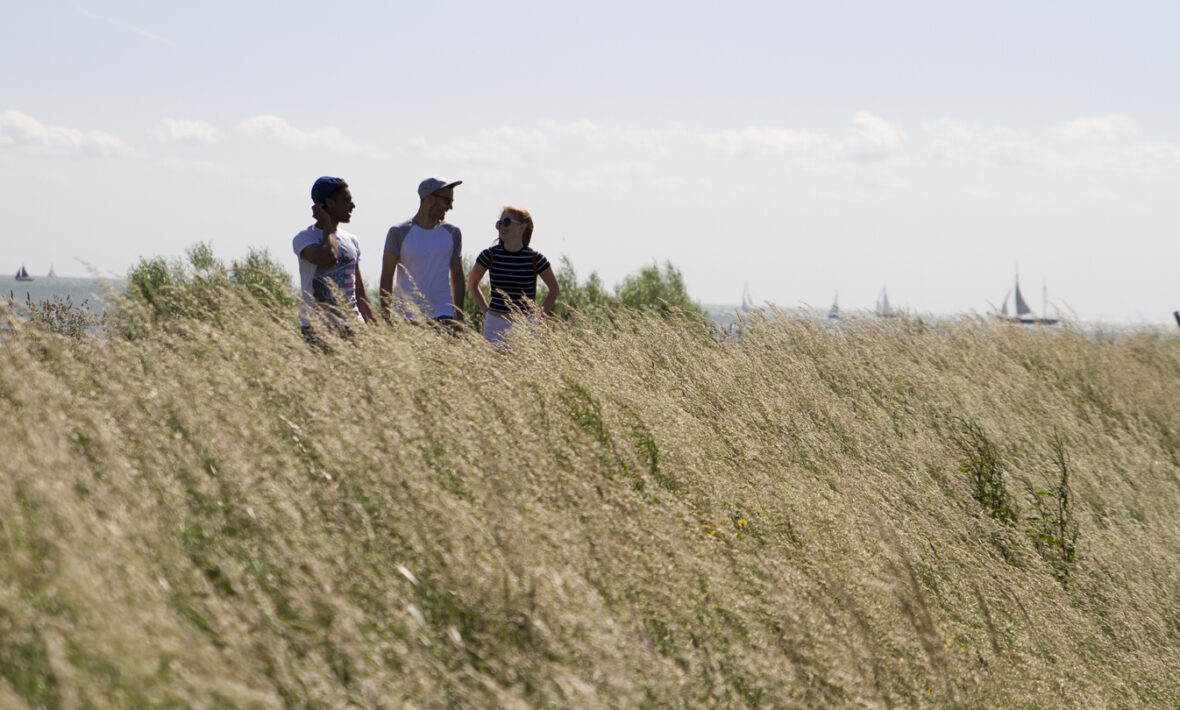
[2,257,1180,707]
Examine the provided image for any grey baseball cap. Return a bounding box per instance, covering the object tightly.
[417,177,462,200]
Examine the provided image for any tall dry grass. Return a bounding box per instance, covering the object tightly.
[2,292,1179,708]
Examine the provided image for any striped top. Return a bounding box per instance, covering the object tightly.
[475,244,551,315]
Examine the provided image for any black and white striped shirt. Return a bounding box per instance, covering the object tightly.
[475,244,552,315]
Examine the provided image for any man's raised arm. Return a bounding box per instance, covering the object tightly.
[299,205,340,267]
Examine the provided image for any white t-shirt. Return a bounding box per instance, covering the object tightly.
[292,225,362,326]
[384,219,462,319]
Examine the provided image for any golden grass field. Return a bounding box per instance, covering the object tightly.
[2,291,1179,708]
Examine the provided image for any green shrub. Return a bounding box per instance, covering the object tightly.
[113,242,295,336]
[463,254,707,327]
[615,261,706,319]
[1027,432,1080,585]
[952,420,1018,525]
[550,256,616,319]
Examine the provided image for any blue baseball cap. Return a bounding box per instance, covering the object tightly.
[311,176,347,204]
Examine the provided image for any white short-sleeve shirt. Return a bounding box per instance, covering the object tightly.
[384,219,462,319]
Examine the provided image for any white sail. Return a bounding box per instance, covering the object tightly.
[875,286,892,317]
[827,292,839,320]
[741,282,755,311]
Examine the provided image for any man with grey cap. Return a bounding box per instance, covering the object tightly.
[379,178,465,328]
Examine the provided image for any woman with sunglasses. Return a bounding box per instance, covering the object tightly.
[467,206,560,345]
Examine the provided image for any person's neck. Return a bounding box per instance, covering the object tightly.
[413,208,440,229]
[499,236,524,252]
[320,218,340,233]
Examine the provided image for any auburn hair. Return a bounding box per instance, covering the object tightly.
[501,206,534,246]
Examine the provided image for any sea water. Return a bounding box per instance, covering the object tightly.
[0,276,116,314]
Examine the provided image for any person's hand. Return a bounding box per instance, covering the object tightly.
[312,203,330,230]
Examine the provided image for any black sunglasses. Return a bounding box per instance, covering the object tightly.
[495,216,518,228]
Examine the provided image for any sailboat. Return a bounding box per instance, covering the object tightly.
[740,282,756,311]
[15,264,33,282]
[875,286,893,318]
[999,272,1057,325]
[827,292,840,320]
[47,263,56,278]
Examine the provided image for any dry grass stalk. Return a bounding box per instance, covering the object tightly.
[2,293,1179,707]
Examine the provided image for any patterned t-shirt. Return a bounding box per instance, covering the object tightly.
[292,226,361,326]
[475,244,551,315]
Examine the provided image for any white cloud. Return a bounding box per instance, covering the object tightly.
[410,116,912,188]
[508,115,904,165]
[493,126,549,153]
[1119,142,1180,166]
[986,139,1066,169]
[238,115,353,150]
[698,112,905,164]
[1055,114,1140,143]
[538,120,690,153]
[154,118,219,145]
[433,138,518,163]
[932,121,1071,170]
[0,110,136,158]
[931,118,1180,173]
[701,126,834,157]
[405,114,1179,187]
[540,119,603,143]
[940,126,1042,168]
[421,125,550,163]
[622,126,691,154]
[842,112,906,161]
[928,120,984,161]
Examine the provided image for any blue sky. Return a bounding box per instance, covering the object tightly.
[3,1,1178,323]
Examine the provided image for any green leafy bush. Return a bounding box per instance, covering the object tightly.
[113,242,295,336]
[462,254,707,329]
[1027,432,1080,585]
[952,420,1019,525]
[615,261,706,319]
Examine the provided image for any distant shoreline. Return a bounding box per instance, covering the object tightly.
[0,275,119,314]
[1,278,1174,334]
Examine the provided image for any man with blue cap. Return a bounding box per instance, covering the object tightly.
[379,177,465,329]
[292,176,375,340]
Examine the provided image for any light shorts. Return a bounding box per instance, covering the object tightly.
[482,311,514,346]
